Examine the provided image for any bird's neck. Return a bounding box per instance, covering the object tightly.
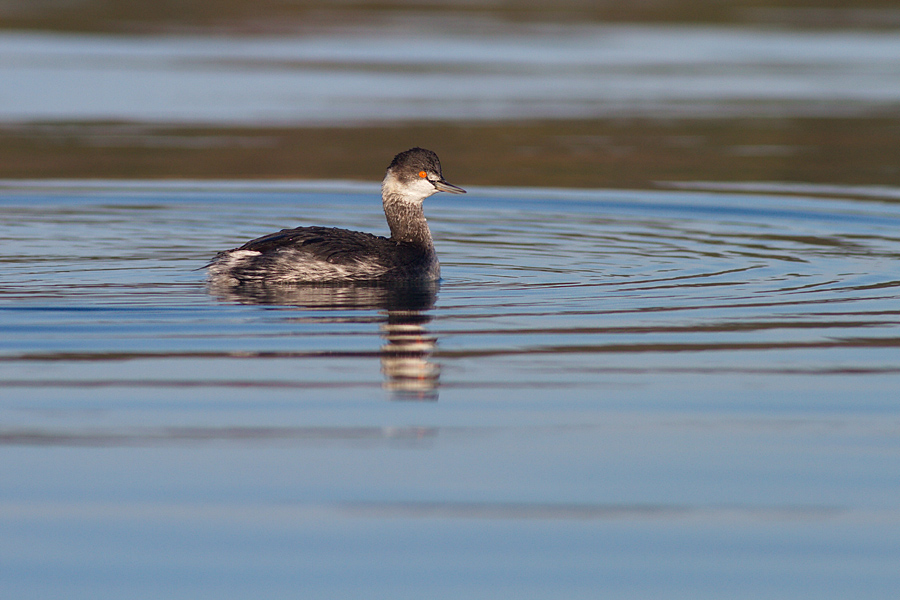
[383,194,434,248]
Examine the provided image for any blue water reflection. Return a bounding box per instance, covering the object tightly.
[2,25,899,124]
[1,181,900,598]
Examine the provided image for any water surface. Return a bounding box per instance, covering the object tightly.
[3,25,900,124]
[1,181,899,598]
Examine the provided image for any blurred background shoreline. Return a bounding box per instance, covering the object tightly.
[5,0,900,33]
[3,118,898,187]
[2,1,899,188]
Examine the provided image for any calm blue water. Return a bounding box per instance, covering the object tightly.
[2,180,899,599]
[2,25,899,123]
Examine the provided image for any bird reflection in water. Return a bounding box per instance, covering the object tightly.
[209,280,440,400]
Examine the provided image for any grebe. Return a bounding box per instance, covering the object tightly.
[207,148,465,285]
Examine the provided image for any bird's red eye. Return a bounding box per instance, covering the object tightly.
[418,171,427,178]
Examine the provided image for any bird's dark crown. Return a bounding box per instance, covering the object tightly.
[388,147,442,178]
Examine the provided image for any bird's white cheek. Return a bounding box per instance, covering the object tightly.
[415,179,439,198]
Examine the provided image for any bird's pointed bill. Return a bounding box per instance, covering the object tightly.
[433,179,466,194]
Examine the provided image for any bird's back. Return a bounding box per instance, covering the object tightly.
[208,226,438,285]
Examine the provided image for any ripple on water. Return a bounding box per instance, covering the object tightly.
[3,181,900,600]
[2,182,899,390]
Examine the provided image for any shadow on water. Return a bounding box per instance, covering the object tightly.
[209,279,442,401]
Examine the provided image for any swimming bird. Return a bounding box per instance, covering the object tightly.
[207,147,465,285]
